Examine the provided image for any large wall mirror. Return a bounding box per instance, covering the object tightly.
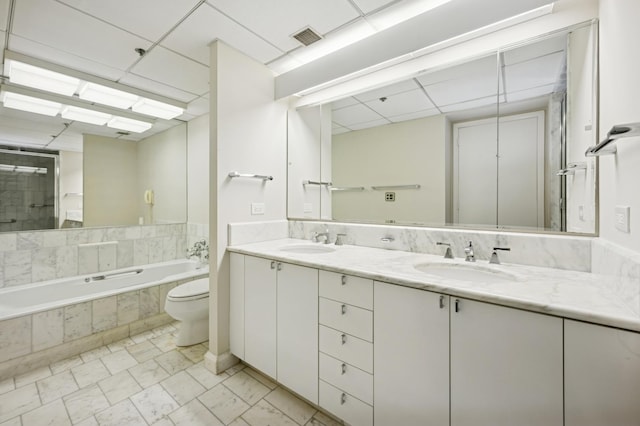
[0,112,187,233]
[288,21,597,235]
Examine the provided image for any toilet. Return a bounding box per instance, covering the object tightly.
[164,278,209,346]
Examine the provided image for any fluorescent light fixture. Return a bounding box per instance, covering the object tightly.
[79,82,140,109]
[107,116,152,133]
[366,0,453,31]
[61,105,112,125]
[0,164,47,174]
[8,60,80,96]
[0,91,62,116]
[132,98,183,119]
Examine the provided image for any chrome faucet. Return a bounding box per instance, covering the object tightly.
[335,233,347,246]
[312,228,330,244]
[489,247,511,264]
[436,242,454,259]
[464,241,475,262]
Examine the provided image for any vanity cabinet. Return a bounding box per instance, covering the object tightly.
[564,319,640,426]
[229,254,319,403]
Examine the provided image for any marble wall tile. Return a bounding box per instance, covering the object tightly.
[0,234,17,252]
[116,240,134,269]
[31,247,57,282]
[86,229,106,244]
[0,253,4,288]
[32,308,64,352]
[117,292,140,326]
[148,238,164,264]
[592,238,640,316]
[139,287,160,319]
[64,302,92,342]
[42,231,67,248]
[0,316,31,363]
[17,232,43,250]
[92,296,117,333]
[228,220,288,246]
[133,239,149,266]
[141,226,156,239]
[98,243,117,272]
[162,237,177,262]
[106,227,126,241]
[65,230,89,246]
[125,226,142,240]
[56,246,78,279]
[78,245,99,275]
[3,250,32,286]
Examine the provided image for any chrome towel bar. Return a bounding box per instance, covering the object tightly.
[371,184,420,190]
[228,171,273,181]
[303,180,332,186]
[585,122,640,156]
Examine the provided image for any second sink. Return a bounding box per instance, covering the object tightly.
[413,262,520,282]
[279,244,336,254]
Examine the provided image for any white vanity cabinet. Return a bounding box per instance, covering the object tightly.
[450,297,563,426]
[229,253,319,403]
[564,319,640,426]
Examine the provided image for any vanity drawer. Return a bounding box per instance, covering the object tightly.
[319,325,373,374]
[319,380,373,426]
[319,352,373,405]
[319,297,373,342]
[319,271,373,310]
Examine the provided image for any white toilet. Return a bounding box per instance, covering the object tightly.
[164,278,209,346]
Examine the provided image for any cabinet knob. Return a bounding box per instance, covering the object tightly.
[454,299,461,313]
[341,333,347,345]
[277,262,282,271]
[341,363,347,375]
[341,304,347,315]
[439,295,445,309]
[270,261,276,270]
[341,393,347,405]
[341,275,347,285]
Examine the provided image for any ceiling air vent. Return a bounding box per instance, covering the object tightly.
[293,27,322,46]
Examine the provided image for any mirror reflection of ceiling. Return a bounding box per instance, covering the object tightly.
[331,35,566,134]
[0,0,474,152]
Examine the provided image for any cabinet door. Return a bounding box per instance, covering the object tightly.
[229,253,244,358]
[450,298,563,426]
[565,320,640,426]
[374,282,450,426]
[277,263,319,404]
[244,256,277,378]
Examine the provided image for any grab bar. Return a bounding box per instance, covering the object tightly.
[303,180,332,186]
[331,186,365,192]
[84,268,143,283]
[0,218,16,223]
[228,171,273,181]
[371,184,421,190]
[29,203,54,208]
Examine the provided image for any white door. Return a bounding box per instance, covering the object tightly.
[450,298,563,426]
[277,263,319,404]
[374,282,450,426]
[244,256,277,378]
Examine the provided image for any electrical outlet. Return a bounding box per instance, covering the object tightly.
[251,203,265,215]
[385,192,396,202]
[615,205,630,233]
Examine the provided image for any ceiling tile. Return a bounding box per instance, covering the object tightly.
[502,51,565,94]
[332,103,383,127]
[162,3,283,66]
[0,107,68,133]
[12,0,150,71]
[331,97,359,110]
[417,55,496,87]
[332,126,351,135]
[8,35,126,81]
[0,0,9,31]
[57,0,201,41]
[206,0,360,51]
[67,122,127,139]
[422,70,497,107]
[349,118,390,130]
[354,79,420,102]
[185,96,210,117]
[503,84,556,103]
[387,108,440,123]
[118,73,199,103]
[502,34,566,66]
[47,132,83,152]
[130,46,209,96]
[439,96,497,113]
[364,88,434,117]
[350,0,396,14]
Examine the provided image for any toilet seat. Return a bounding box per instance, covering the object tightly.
[167,279,209,302]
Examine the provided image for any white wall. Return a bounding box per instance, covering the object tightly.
[58,150,82,228]
[188,114,209,226]
[208,41,288,369]
[332,115,447,224]
[598,0,640,252]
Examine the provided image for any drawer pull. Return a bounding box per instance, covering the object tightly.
[341,363,347,375]
[341,304,347,315]
[277,262,282,271]
[454,299,460,313]
[270,261,276,270]
[341,275,347,285]
[341,333,347,345]
[341,393,347,405]
[439,295,445,309]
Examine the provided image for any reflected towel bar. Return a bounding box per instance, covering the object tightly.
[64,192,83,197]
[371,184,421,190]
[29,203,54,208]
[585,122,640,156]
[557,162,587,176]
[303,180,332,186]
[228,171,273,181]
[0,219,16,223]
[331,186,365,192]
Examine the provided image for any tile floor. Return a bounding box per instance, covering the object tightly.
[0,322,342,426]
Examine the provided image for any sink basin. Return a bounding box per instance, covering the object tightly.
[279,244,336,254]
[413,262,519,282]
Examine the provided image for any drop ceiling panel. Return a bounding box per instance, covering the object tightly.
[332,103,383,127]
[0,0,9,31]
[206,0,360,51]
[12,0,150,72]
[502,34,566,66]
[332,125,350,135]
[439,96,497,113]
[349,118,390,130]
[47,133,83,152]
[0,107,68,134]
[130,46,209,96]
[351,0,396,14]
[118,73,199,103]
[57,0,202,41]
[185,96,210,118]
[364,88,434,117]
[388,108,440,123]
[423,71,497,108]
[354,79,420,102]
[503,84,555,103]
[416,55,497,87]
[162,3,283,66]
[502,52,565,93]
[67,122,128,139]
[331,97,359,110]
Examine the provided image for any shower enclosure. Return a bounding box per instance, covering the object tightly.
[0,148,58,232]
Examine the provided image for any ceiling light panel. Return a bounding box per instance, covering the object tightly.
[61,105,111,125]
[8,60,80,96]
[132,98,183,120]
[107,116,152,133]
[79,82,140,109]
[1,91,62,117]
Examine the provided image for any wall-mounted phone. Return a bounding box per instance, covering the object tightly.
[144,189,154,206]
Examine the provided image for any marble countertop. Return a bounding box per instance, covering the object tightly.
[227,238,640,333]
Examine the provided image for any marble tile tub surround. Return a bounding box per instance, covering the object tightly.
[228,220,289,246]
[289,220,593,272]
[0,223,187,289]
[592,238,640,316]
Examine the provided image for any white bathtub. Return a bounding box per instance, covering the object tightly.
[0,259,208,321]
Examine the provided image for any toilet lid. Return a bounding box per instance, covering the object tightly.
[167,278,209,301]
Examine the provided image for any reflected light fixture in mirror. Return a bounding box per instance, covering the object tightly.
[78,82,139,110]
[60,105,111,126]
[0,91,61,116]
[7,60,80,96]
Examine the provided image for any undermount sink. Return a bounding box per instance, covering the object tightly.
[413,262,520,282]
[279,244,336,254]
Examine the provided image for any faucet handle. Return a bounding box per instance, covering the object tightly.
[335,234,347,246]
[489,247,511,264]
[436,242,454,259]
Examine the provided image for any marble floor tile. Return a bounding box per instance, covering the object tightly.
[241,399,298,426]
[0,378,14,396]
[50,356,83,374]
[98,371,142,405]
[150,333,178,352]
[178,343,208,363]
[128,359,170,388]
[130,384,180,424]
[223,371,271,406]
[169,399,224,426]
[14,366,51,388]
[80,346,111,363]
[154,350,193,375]
[152,323,177,336]
[308,411,343,426]
[0,384,41,423]
[37,371,79,403]
[106,337,135,353]
[131,329,155,344]
[127,340,162,363]
[0,417,21,426]
[225,363,247,376]
[229,417,251,426]
[75,416,99,426]
[186,362,228,389]
[94,399,147,426]
[264,387,317,425]
[21,399,71,426]
[198,384,250,425]
[63,384,110,424]
[160,370,206,405]
[100,350,138,375]
[71,359,111,388]
[244,368,278,390]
